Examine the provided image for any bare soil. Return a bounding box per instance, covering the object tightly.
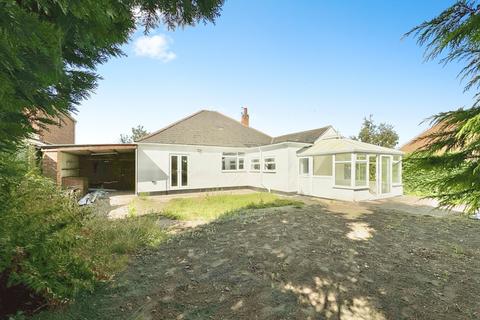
[37,202,480,320]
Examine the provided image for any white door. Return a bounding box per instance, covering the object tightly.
[380,155,391,194]
[170,155,188,188]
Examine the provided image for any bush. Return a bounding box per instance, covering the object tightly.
[0,151,95,314]
[0,150,167,317]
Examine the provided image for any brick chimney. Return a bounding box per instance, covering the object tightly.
[241,107,249,127]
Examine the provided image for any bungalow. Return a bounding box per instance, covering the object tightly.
[40,108,403,201]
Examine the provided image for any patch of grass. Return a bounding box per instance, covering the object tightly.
[161,192,303,221]
[76,214,167,280]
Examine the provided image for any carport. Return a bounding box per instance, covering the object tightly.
[41,144,137,195]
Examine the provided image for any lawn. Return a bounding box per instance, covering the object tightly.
[160,192,303,221]
[33,198,480,320]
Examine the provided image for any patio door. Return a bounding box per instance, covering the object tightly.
[170,155,188,188]
[380,156,391,194]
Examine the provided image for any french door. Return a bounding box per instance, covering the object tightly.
[170,155,188,188]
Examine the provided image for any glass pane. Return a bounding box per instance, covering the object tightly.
[222,152,236,156]
[381,157,391,193]
[335,163,351,186]
[238,158,245,170]
[393,155,401,161]
[355,162,367,186]
[335,153,351,161]
[313,155,332,176]
[264,158,276,171]
[392,161,400,184]
[171,156,178,187]
[299,158,309,174]
[251,159,260,171]
[266,163,276,171]
[356,153,367,161]
[222,157,237,170]
[181,156,188,186]
[368,156,377,194]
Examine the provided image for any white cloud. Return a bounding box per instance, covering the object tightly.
[133,34,176,62]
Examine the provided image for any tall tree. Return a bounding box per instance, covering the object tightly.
[353,115,399,148]
[0,0,224,151]
[120,125,149,143]
[406,0,480,213]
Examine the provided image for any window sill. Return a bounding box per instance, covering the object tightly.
[222,170,246,173]
[333,185,369,191]
[263,171,276,173]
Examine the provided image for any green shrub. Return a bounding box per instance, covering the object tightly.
[0,150,167,317]
[0,152,95,303]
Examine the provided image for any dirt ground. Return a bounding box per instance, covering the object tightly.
[38,199,479,320]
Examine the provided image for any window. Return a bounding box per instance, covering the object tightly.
[222,152,245,171]
[313,155,332,176]
[250,158,260,171]
[299,158,309,175]
[392,155,402,184]
[355,153,368,187]
[264,157,276,172]
[335,153,352,186]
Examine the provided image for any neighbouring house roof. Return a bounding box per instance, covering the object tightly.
[298,138,403,156]
[400,122,446,153]
[272,127,331,144]
[138,110,332,147]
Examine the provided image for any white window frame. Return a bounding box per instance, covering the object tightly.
[354,153,369,188]
[250,158,261,172]
[299,157,310,176]
[263,157,276,173]
[333,153,353,188]
[392,155,402,185]
[222,152,246,172]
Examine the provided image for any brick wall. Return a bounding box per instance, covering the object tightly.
[38,113,76,145]
[42,151,59,183]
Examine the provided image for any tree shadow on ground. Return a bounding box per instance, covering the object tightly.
[35,203,480,320]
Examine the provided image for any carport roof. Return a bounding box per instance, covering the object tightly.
[40,144,136,155]
[298,138,403,156]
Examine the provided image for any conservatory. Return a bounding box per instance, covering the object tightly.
[297,138,403,201]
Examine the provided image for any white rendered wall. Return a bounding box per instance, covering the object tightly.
[136,143,297,193]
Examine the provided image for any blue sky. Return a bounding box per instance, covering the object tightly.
[75,0,473,146]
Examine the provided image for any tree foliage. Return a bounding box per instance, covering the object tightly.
[406,0,480,213]
[120,125,149,143]
[352,115,399,148]
[0,0,224,151]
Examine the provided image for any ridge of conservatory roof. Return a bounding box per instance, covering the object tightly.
[298,138,403,156]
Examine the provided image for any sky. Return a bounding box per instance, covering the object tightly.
[75,0,474,146]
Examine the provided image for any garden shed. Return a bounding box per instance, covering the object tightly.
[297,138,403,201]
